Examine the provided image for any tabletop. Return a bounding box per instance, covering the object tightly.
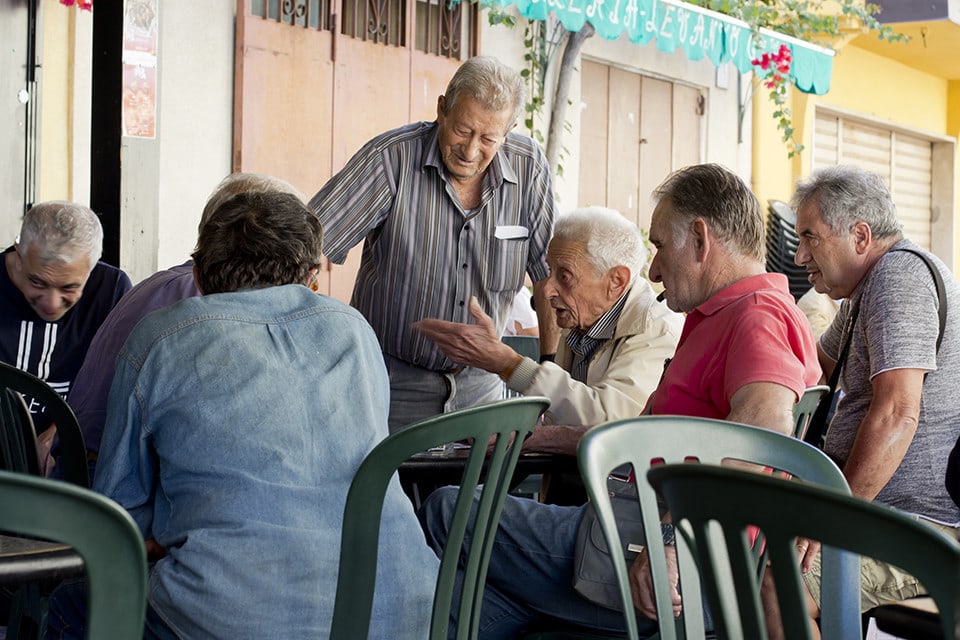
[399,444,580,509]
[0,533,85,586]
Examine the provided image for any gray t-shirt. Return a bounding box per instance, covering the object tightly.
[821,239,960,523]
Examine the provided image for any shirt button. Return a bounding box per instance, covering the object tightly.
[462,263,467,269]
[459,301,465,307]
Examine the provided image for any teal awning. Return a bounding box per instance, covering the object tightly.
[484,0,835,94]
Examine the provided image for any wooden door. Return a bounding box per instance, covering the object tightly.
[235,0,468,300]
[579,61,704,234]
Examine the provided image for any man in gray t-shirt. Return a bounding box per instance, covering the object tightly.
[763,165,960,639]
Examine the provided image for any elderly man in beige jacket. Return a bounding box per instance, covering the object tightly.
[415,206,682,454]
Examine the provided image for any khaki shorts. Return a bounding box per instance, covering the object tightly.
[800,519,958,611]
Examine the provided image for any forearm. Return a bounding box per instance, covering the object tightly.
[842,368,924,501]
[842,409,918,501]
[521,424,588,456]
[532,279,559,356]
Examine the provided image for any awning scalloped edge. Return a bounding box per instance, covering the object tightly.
[477,0,835,95]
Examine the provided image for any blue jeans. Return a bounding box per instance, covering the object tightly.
[418,488,659,639]
[385,355,505,432]
[45,577,178,640]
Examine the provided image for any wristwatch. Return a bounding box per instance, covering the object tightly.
[660,523,676,547]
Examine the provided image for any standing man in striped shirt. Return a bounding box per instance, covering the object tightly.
[310,56,559,432]
[1,201,131,433]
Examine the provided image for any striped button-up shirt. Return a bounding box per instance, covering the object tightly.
[310,121,556,371]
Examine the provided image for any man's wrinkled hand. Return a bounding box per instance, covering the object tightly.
[413,297,516,373]
[629,544,682,620]
[794,536,821,573]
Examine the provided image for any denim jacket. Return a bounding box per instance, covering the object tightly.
[94,285,438,639]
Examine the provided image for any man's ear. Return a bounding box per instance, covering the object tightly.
[607,265,631,299]
[852,221,872,254]
[436,95,446,121]
[690,217,710,262]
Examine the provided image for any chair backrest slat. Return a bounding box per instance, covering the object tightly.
[0,361,89,487]
[576,416,854,640]
[650,464,960,640]
[0,470,147,639]
[792,385,829,440]
[330,396,550,640]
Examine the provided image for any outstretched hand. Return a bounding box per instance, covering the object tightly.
[413,297,518,374]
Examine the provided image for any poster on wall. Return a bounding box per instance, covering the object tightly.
[121,0,158,138]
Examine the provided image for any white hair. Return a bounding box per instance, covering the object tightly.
[552,206,645,282]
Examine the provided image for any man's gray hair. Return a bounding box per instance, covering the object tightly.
[791,165,902,240]
[443,56,525,129]
[200,172,305,230]
[553,206,645,283]
[653,163,765,263]
[18,201,103,269]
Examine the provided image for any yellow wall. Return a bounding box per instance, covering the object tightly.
[825,45,947,132]
[949,80,960,139]
[753,41,959,270]
[38,0,74,201]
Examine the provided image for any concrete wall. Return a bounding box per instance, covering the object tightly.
[123,0,234,282]
[35,0,234,283]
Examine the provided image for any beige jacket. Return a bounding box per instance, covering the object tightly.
[507,281,683,426]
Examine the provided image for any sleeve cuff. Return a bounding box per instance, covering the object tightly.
[506,356,539,392]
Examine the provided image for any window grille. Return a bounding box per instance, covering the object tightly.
[251,0,332,31]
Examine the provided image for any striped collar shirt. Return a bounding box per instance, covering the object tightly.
[310,121,556,371]
[565,290,630,382]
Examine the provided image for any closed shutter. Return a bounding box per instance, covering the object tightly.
[579,60,704,233]
[813,110,933,250]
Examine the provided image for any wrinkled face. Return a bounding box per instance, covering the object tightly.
[7,244,92,321]
[647,200,700,313]
[543,238,616,331]
[436,94,513,183]
[794,202,860,300]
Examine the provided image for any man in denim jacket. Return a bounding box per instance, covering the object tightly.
[48,185,438,639]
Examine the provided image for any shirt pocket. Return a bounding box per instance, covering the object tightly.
[487,237,529,292]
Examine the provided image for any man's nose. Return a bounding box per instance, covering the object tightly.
[464,136,482,159]
[648,255,662,283]
[542,275,559,299]
[39,290,62,312]
[794,243,809,267]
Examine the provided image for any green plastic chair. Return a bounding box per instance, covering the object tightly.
[502,335,541,362]
[330,396,550,640]
[0,470,147,639]
[572,416,855,640]
[792,385,830,440]
[649,464,960,640]
[0,361,90,487]
[1,387,42,476]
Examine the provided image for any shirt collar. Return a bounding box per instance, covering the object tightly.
[692,273,788,318]
[566,288,629,346]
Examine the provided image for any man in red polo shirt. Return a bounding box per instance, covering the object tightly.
[419,163,821,638]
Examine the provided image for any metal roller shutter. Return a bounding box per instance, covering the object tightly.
[813,110,933,250]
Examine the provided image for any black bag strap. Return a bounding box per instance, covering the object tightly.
[803,247,947,449]
[897,248,947,352]
[803,296,860,448]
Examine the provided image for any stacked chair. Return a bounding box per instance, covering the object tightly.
[766,200,813,301]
